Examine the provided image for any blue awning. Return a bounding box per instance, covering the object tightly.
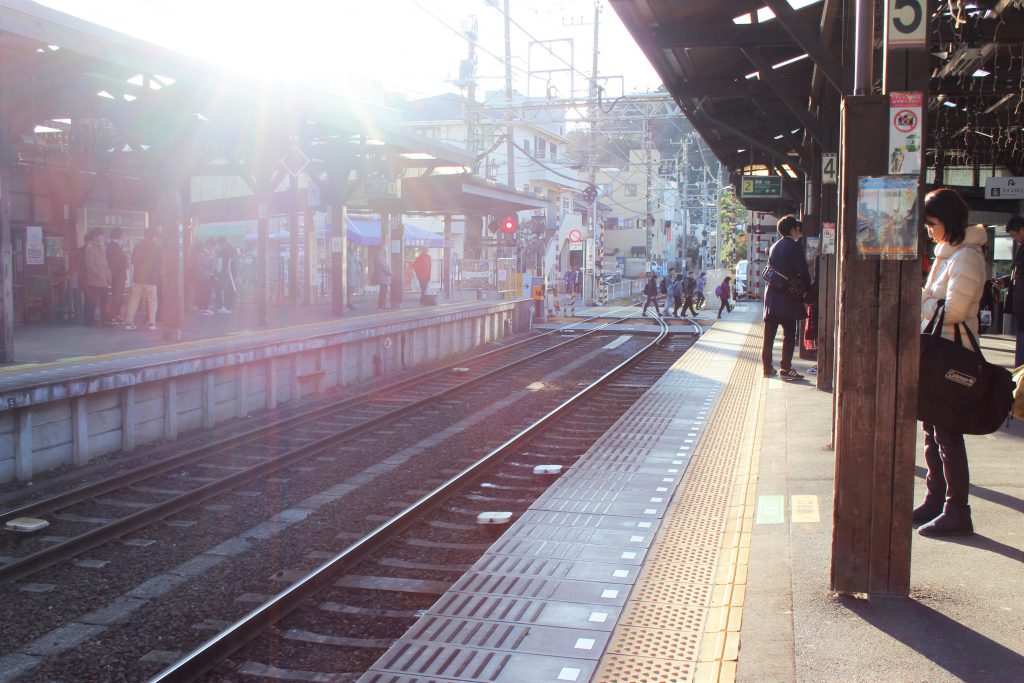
[342,219,442,248]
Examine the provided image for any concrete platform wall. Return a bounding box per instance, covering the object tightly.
[0,302,531,484]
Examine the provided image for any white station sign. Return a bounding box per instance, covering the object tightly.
[985,177,1024,199]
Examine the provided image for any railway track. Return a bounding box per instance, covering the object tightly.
[143,315,694,682]
[0,309,648,585]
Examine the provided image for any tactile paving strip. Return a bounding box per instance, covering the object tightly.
[359,317,763,683]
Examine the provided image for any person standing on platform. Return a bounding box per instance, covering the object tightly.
[192,239,217,315]
[412,247,432,303]
[669,273,684,317]
[717,276,734,318]
[82,230,111,326]
[915,188,986,537]
[993,215,1024,366]
[346,249,362,311]
[641,274,660,316]
[761,215,811,380]
[681,272,699,317]
[695,271,707,309]
[106,228,128,324]
[661,267,677,316]
[373,246,392,310]
[123,228,162,331]
[215,237,237,314]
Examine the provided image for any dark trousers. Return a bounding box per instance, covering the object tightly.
[418,278,429,300]
[377,283,390,309]
[195,278,213,311]
[641,295,658,315]
[108,277,125,321]
[922,423,970,507]
[679,295,696,317]
[762,315,797,371]
[83,286,108,325]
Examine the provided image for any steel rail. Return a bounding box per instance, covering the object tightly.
[147,315,670,683]
[0,306,637,527]
[0,311,641,584]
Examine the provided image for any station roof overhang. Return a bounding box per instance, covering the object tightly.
[399,173,549,216]
[0,1,474,178]
[610,0,1024,210]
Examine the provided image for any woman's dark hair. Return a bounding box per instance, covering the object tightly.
[724,276,731,282]
[924,188,969,246]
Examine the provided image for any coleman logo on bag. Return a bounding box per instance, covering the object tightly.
[945,369,977,387]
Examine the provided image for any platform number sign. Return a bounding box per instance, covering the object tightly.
[888,0,925,48]
[822,153,837,185]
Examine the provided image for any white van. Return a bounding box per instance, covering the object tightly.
[735,260,749,299]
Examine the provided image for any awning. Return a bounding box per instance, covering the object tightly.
[342,219,442,247]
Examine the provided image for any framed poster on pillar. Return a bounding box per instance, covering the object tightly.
[855,176,919,260]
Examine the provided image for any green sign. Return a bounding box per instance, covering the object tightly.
[740,175,783,198]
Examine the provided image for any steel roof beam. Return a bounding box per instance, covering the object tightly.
[652,20,793,48]
[742,48,825,146]
[762,0,842,93]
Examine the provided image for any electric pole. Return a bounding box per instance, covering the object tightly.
[503,0,515,191]
[588,0,601,304]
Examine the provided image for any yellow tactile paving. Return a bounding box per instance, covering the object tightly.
[593,319,767,683]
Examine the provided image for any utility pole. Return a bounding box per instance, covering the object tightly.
[587,0,601,304]
[643,110,653,271]
[503,0,515,191]
[678,135,689,272]
[463,17,479,169]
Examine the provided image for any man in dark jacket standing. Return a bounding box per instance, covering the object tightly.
[995,215,1024,366]
[106,228,128,323]
[762,215,812,380]
[123,228,162,330]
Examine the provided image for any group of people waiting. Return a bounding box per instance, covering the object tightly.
[79,227,162,330]
[642,269,734,319]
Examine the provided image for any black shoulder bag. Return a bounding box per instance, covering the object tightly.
[917,301,1015,435]
[762,264,807,300]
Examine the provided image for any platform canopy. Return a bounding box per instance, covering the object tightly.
[0,0,475,182]
[610,0,1024,209]
[399,173,550,216]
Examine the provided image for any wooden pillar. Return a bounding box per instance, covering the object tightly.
[831,96,918,596]
[256,175,271,327]
[304,205,315,305]
[329,200,346,316]
[389,217,403,308]
[289,174,300,305]
[0,164,13,363]
[151,173,185,339]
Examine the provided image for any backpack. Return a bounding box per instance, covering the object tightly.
[714,283,723,297]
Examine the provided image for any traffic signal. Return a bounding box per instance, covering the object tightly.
[501,215,517,234]
[487,218,501,233]
[583,184,597,203]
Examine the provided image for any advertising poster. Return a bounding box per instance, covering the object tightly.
[889,92,923,174]
[856,176,919,260]
[821,223,836,255]
[26,226,44,265]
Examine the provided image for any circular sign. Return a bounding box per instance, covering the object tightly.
[383,337,392,348]
[568,229,583,242]
[893,109,917,133]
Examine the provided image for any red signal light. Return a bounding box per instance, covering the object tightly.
[501,216,517,234]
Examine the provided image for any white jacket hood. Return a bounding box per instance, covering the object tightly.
[934,224,987,259]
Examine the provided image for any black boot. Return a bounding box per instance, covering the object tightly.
[918,503,973,537]
[912,495,944,524]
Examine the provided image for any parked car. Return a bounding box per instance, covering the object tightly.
[602,272,621,285]
[734,260,748,299]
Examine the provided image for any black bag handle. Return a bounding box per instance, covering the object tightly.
[925,300,985,358]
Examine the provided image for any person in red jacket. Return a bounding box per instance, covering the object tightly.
[717,276,733,319]
[412,248,432,303]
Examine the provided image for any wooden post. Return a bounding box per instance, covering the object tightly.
[289,174,300,306]
[443,215,452,298]
[256,173,271,327]
[831,96,919,596]
[0,164,13,362]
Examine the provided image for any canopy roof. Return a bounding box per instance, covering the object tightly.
[611,0,1024,207]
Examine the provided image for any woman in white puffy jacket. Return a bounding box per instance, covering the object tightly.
[914,188,986,537]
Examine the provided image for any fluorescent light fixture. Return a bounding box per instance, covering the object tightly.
[149,81,162,90]
[757,7,776,21]
[34,125,62,133]
[943,100,958,108]
[790,128,800,134]
[97,90,115,99]
[745,71,760,80]
[733,13,752,24]
[773,53,810,70]
[123,93,137,102]
[773,134,785,140]
[400,152,436,160]
[737,149,747,153]
[127,74,145,86]
[154,75,176,86]
[47,45,59,51]
[972,68,990,77]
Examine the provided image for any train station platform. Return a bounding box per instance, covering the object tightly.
[362,303,1024,683]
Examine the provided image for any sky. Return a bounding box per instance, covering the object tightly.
[35,0,665,103]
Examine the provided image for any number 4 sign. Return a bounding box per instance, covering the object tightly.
[888,0,925,48]
[822,153,837,185]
